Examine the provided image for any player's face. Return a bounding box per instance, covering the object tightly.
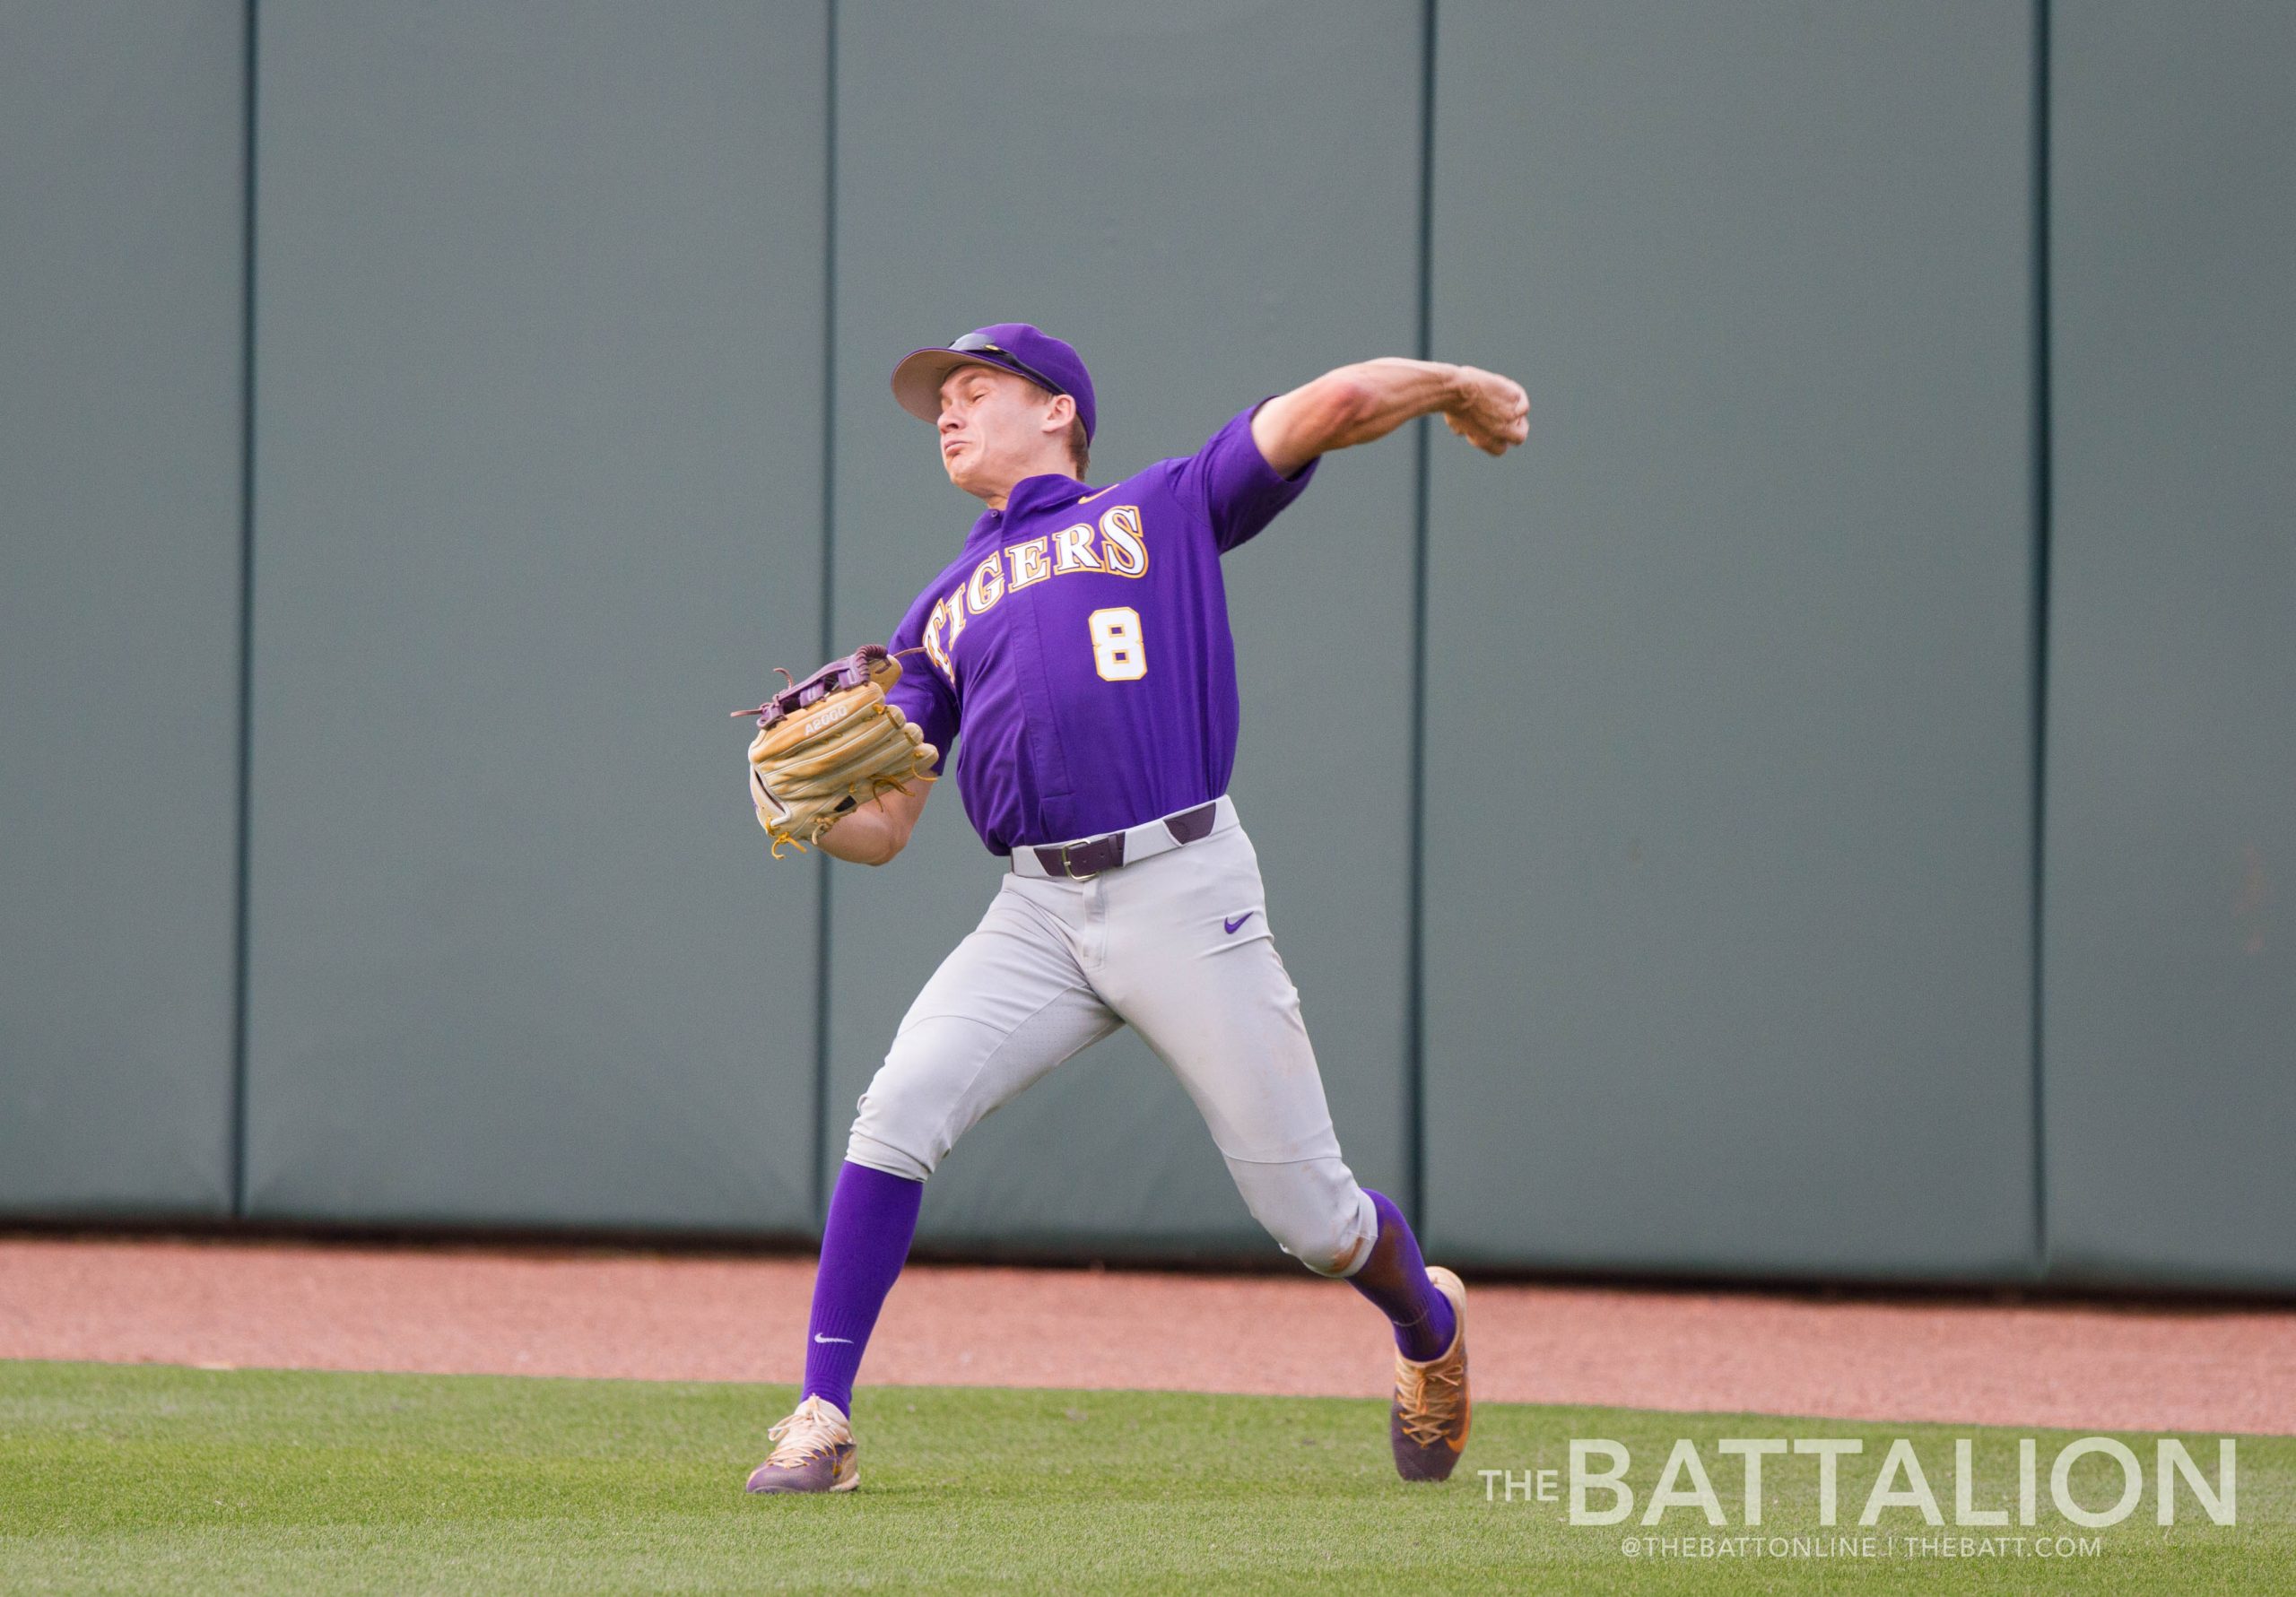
[936,365,1065,502]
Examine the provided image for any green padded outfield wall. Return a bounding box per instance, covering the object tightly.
[0,2,247,1215]
[2042,3,2296,1290]
[6,1,2292,1289]
[1418,1,2041,1278]
[821,0,1422,1259]
[239,2,829,1232]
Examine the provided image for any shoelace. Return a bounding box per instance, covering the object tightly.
[1395,1356,1465,1448]
[763,1402,847,1467]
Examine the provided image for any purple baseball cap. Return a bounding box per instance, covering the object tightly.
[891,323,1096,441]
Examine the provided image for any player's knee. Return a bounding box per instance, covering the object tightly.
[844,1074,944,1184]
[845,1024,989,1182]
[1244,1171,1375,1279]
[1278,1215,1368,1278]
[842,1129,934,1184]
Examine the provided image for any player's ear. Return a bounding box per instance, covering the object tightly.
[1040,391,1076,436]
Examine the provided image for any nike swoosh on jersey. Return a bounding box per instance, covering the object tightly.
[1223,912,1257,934]
[1077,484,1120,505]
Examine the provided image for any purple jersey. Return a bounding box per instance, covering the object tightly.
[884,406,1317,855]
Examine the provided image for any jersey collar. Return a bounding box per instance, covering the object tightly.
[1003,473,1091,517]
[964,473,1098,551]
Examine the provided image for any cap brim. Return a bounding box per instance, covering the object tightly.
[891,347,1032,425]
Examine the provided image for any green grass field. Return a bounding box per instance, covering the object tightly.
[0,1360,2283,1593]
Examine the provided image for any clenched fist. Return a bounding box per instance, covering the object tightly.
[1442,365,1530,456]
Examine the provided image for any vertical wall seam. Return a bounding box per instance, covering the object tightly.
[810,0,839,1234]
[228,0,260,1219]
[1403,0,1438,1230]
[2028,0,2054,1280]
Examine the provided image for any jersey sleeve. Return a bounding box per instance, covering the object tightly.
[883,585,958,775]
[1167,404,1320,553]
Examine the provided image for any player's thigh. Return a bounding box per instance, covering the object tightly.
[848,889,1118,1179]
[1105,829,1342,1165]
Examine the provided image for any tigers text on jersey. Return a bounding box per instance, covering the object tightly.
[885,406,1316,855]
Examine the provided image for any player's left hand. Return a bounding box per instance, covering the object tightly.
[738,647,937,858]
[1442,366,1530,456]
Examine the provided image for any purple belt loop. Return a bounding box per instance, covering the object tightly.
[1163,802,1219,846]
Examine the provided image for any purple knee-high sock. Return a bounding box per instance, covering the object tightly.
[801,1160,924,1417]
[1348,1189,1457,1362]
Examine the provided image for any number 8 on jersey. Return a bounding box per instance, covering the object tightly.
[1089,605,1146,681]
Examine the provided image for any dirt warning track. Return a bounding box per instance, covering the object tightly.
[2,1237,2287,1435]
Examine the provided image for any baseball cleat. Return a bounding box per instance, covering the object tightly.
[744,1394,859,1495]
[1389,1265,1470,1482]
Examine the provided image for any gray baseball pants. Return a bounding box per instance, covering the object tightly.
[845,797,1378,1277]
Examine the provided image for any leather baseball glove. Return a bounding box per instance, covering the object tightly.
[735,645,937,857]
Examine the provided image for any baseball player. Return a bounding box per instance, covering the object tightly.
[744,323,1528,1494]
